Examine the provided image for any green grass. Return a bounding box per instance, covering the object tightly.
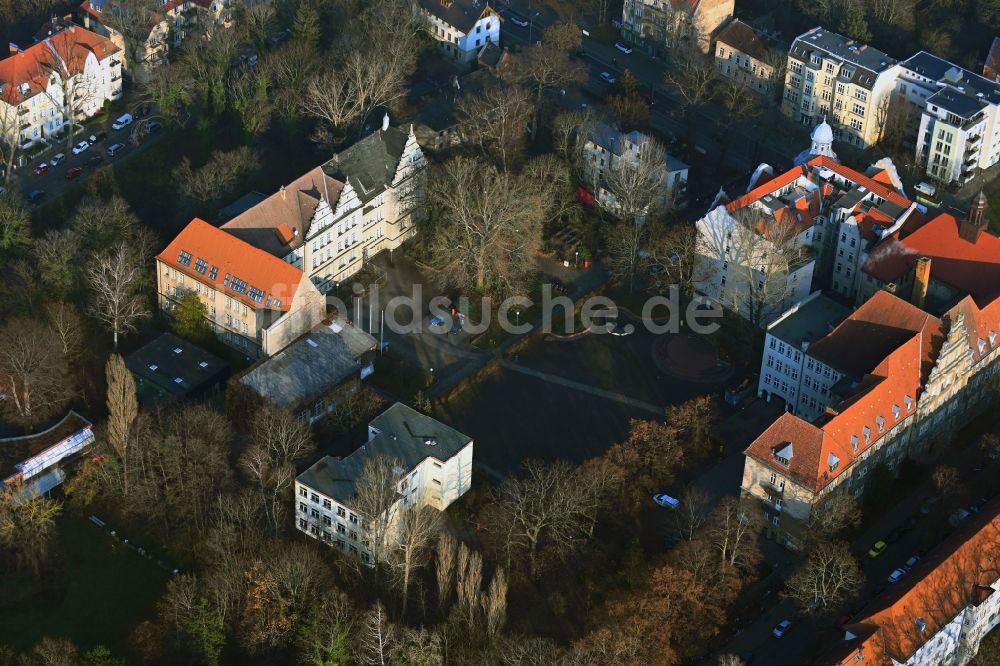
[0,516,169,653]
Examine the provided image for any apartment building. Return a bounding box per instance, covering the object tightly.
[895,51,1000,185]
[782,27,898,148]
[416,0,500,64]
[741,289,1000,550]
[295,403,474,563]
[822,504,1000,665]
[714,19,783,98]
[156,218,325,358]
[0,23,122,151]
[621,0,734,56]
[222,124,425,293]
[580,122,688,215]
[758,292,851,422]
[861,192,1000,313]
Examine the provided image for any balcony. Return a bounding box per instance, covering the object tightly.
[20,122,30,131]
[17,106,28,116]
[760,478,785,496]
[110,58,121,67]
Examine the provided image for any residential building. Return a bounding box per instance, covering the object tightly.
[1,412,96,502]
[0,23,122,151]
[223,124,425,292]
[621,0,735,56]
[124,332,228,405]
[758,292,851,421]
[741,289,1000,550]
[861,192,1000,313]
[821,502,1000,665]
[156,218,326,358]
[714,19,783,97]
[896,51,1000,185]
[580,122,688,215]
[782,27,899,148]
[239,317,376,423]
[416,0,500,64]
[295,403,474,563]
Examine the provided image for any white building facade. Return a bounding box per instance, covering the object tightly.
[295,403,474,563]
[416,0,500,64]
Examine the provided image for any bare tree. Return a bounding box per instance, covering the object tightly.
[675,486,712,541]
[456,542,483,626]
[103,0,158,73]
[716,654,744,666]
[239,0,276,52]
[239,444,294,537]
[358,602,394,666]
[605,219,648,293]
[0,316,76,425]
[229,65,273,136]
[663,43,717,141]
[648,222,699,296]
[784,540,864,612]
[36,37,102,150]
[0,488,62,577]
[174,146,260,205]
[427,157,547,296]
[352,455,404,567]
[456,85,533,172]
[249,404,315,466]
[933,465,960,497]
[601,134,670,222]
[85,242,150,349]
[105,353,138,498]
[514,21,588,137]
[435,531,458,610]
[390,506,443,616]
[33,229,80,299]
[876,90,917,160]
[706,496,762,570]
[263,41,320,118]
[0,108,23,189]
[138,61,195,128]
[808,489,862,539]
[482,567,508,638]
[550,108,597,169]
[43,302,84,359]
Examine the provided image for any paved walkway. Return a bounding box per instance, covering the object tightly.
[498,359,665,416]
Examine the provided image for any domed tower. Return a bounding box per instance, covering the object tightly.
[809,118,837,160]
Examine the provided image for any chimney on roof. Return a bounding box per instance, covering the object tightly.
[911,256,931,309]
[959,190,988,244]
[280,185,286,201]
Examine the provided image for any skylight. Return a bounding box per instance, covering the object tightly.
[178,250,192,267]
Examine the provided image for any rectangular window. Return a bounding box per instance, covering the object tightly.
[337,507,346,518]
[349,513,359,524]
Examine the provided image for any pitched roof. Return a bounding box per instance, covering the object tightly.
[416,0,497,34]
[807,291,936,378]
[222,167,345,258]
[239,319,376,406]
[789,27,897,75]
[821,503,1000,665]
[862,213,1000,307]
[810,156,911,209]
[0,24,119,104]
[157,218,306,312]
[744,412,829,491]
[298,403,472,504]
[325,127,409,204]
[716,19,769,61]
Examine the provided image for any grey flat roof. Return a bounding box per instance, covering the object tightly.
[902,51,1000,114]
[927,88,988,119]
[125,332,227,399]
[298,403,472,504]
[240,319,375,406]
[791,27,896,74]
[769,294,852,350]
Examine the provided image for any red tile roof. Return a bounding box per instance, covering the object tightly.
[0,25,119,104]
[157,218,306,312]
[822,504,1000,665]
[863,213,1000,307]
[808,156,912,209]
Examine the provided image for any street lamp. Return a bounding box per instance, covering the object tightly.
[575,250,579,268]
[527,11,540,43]
[516,309,521,327]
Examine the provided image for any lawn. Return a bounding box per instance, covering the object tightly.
[0,516,169,653]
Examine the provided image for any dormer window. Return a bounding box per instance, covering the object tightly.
[876,416,885,433]
[773,442,793,467]
[828,452,840,472]
[863,426,872,443]
[904,395,913,411]
[990,331,997,346]
[851,435,859,453]
[979,338,987,354]
[892,404,901,420]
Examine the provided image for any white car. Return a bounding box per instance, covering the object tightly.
[887,568,907,583]
[772,620,792,638]
[510,15,529,27]
[72,140,89,155]
[653,493,679,509]
[112,113,133,130]
[614,42,633,54]
[600,71,616,84]
[50,152,66,166]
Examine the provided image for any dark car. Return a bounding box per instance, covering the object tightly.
[32,163,50,176]
[27,189,45,203]
[86,155,104,167]
[65,166,84,180]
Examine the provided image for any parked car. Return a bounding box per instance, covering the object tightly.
[949,508,971,527]
[904,555,920,569]
[71,140,89,155]
[920,496,940,515]
[27,189,45,203]
[599,71,616,84]
[614,42,633,54]
[147,120,162,133]
[772,620,792,638]
[89,130,108,143]
[32,163,50,176]
[65,166,84,180]
[50,153,66,166]
[112,113,133,130]
[86,155,104,167]
[867,540,888,558]
[107,142,125,156]
[609,323,633,336]
[653,493,680,510]
[510,15,529,27]
[887,568,907,583]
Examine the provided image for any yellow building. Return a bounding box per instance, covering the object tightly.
[621,0,734,56]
